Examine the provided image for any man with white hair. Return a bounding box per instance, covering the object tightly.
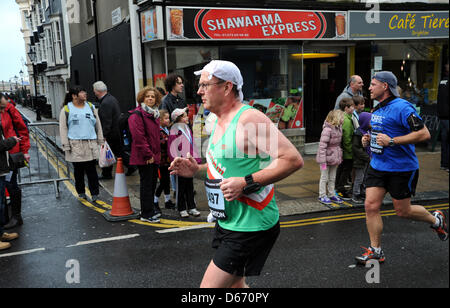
[169,60,304,288]
[93,81,124,179]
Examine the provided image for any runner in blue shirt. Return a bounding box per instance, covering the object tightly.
[355,71,448,265]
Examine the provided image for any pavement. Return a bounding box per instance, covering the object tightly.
[16,104,449,221]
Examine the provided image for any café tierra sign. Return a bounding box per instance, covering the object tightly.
[166,7,348,40]
[349,11,449,40]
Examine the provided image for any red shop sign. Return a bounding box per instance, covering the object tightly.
[167,7,347,40]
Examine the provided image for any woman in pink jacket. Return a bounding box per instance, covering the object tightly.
[316,109,345,206]
[129,86,162,223]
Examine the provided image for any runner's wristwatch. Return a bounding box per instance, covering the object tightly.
[243,174,262,195]
[389,137,395,147]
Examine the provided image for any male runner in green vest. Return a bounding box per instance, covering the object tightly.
[169,60,304,288]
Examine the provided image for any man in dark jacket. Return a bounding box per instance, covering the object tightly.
[437,63,449,171]
[93,81,123,179]
[159,74,187,116]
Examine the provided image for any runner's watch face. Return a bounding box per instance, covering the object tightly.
[243,175,262,195]
[389,138,395,147]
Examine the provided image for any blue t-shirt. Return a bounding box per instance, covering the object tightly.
[370,97,420,172]
[67,102,98,140]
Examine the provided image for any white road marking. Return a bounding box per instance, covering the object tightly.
[156,223,215,233]
[0,248,46,258]
[66,234,140,247]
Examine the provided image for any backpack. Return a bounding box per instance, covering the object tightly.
[118,110,143,151]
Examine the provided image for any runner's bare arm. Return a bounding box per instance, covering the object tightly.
[250,110,303,186]
[221,109,303,201]
[376,125,431,147]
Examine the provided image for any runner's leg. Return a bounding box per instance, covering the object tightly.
[365,186,386,248]
[200,260,247,288]
[392,198,436,224]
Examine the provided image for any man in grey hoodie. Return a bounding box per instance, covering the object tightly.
[334,75,364,110]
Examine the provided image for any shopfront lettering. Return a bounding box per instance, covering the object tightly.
[205,12,317,37]
[261,20,316,36]
[388,13,449,32]
[206,13,283,31]
[388,14,416,30]
[420,14,449,29]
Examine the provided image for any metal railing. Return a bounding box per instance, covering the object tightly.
[17,119,70,198]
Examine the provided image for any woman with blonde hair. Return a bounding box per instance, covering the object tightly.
[316,109,345,206]
[128,86,162,223]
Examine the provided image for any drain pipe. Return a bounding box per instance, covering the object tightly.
[92,0,101,80]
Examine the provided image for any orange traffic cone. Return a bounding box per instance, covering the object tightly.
[103,158,139,222]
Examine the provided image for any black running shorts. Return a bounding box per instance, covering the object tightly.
[211,221,280,277]
[365,166,419,200]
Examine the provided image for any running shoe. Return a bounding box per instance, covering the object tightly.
[431,210,448,241]
[329,196,343,204]
[337,191,352,201]
[318,196,332,205]
[355,246,385,265]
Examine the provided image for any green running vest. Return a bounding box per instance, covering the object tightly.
[206,104,279,232]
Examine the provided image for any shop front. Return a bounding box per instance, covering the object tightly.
[350,10,449,107]
[140,5,351,151]
[350,10,449,147]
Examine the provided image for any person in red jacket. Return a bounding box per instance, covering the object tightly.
[0,95,31,229]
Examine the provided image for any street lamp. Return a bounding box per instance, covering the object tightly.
[27,47,38,96]
[19,70,25,102]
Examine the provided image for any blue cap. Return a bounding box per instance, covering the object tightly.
[372,71,400,97]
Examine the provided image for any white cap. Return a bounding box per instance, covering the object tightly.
[171,107,188,122]
[194,60,244,101]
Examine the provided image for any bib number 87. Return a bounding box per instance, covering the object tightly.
[207,192,219,205]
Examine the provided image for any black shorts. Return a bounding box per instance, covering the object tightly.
[365,166,419,200]
[211,221,280,277]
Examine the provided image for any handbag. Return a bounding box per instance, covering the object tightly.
[9,152,27,170]
[99,141,116,168]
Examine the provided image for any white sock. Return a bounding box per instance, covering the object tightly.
[165,194,171,202]
[433,216,441,228]
[154,196,159,203]
[372,246,382,254]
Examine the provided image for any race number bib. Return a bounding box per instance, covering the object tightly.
[370,130,384,155]
[205,178,227,220]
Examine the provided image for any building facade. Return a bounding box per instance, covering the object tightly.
[67,0,137,112]
[16,0,72,118]
[132,0,448,151]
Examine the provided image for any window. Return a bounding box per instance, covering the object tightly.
[53,21,64,64]
[166,44,304,129]
[39,1,45,24]
[373,41,448,105]
[36,42,41,63]
[31,6,37,31]
[46,28,54,66]
[41,35,47,62]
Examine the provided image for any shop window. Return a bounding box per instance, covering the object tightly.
[373,41,447,106]
[166,44,303,130]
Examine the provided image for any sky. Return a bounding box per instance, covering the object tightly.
[0,0,27,83]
